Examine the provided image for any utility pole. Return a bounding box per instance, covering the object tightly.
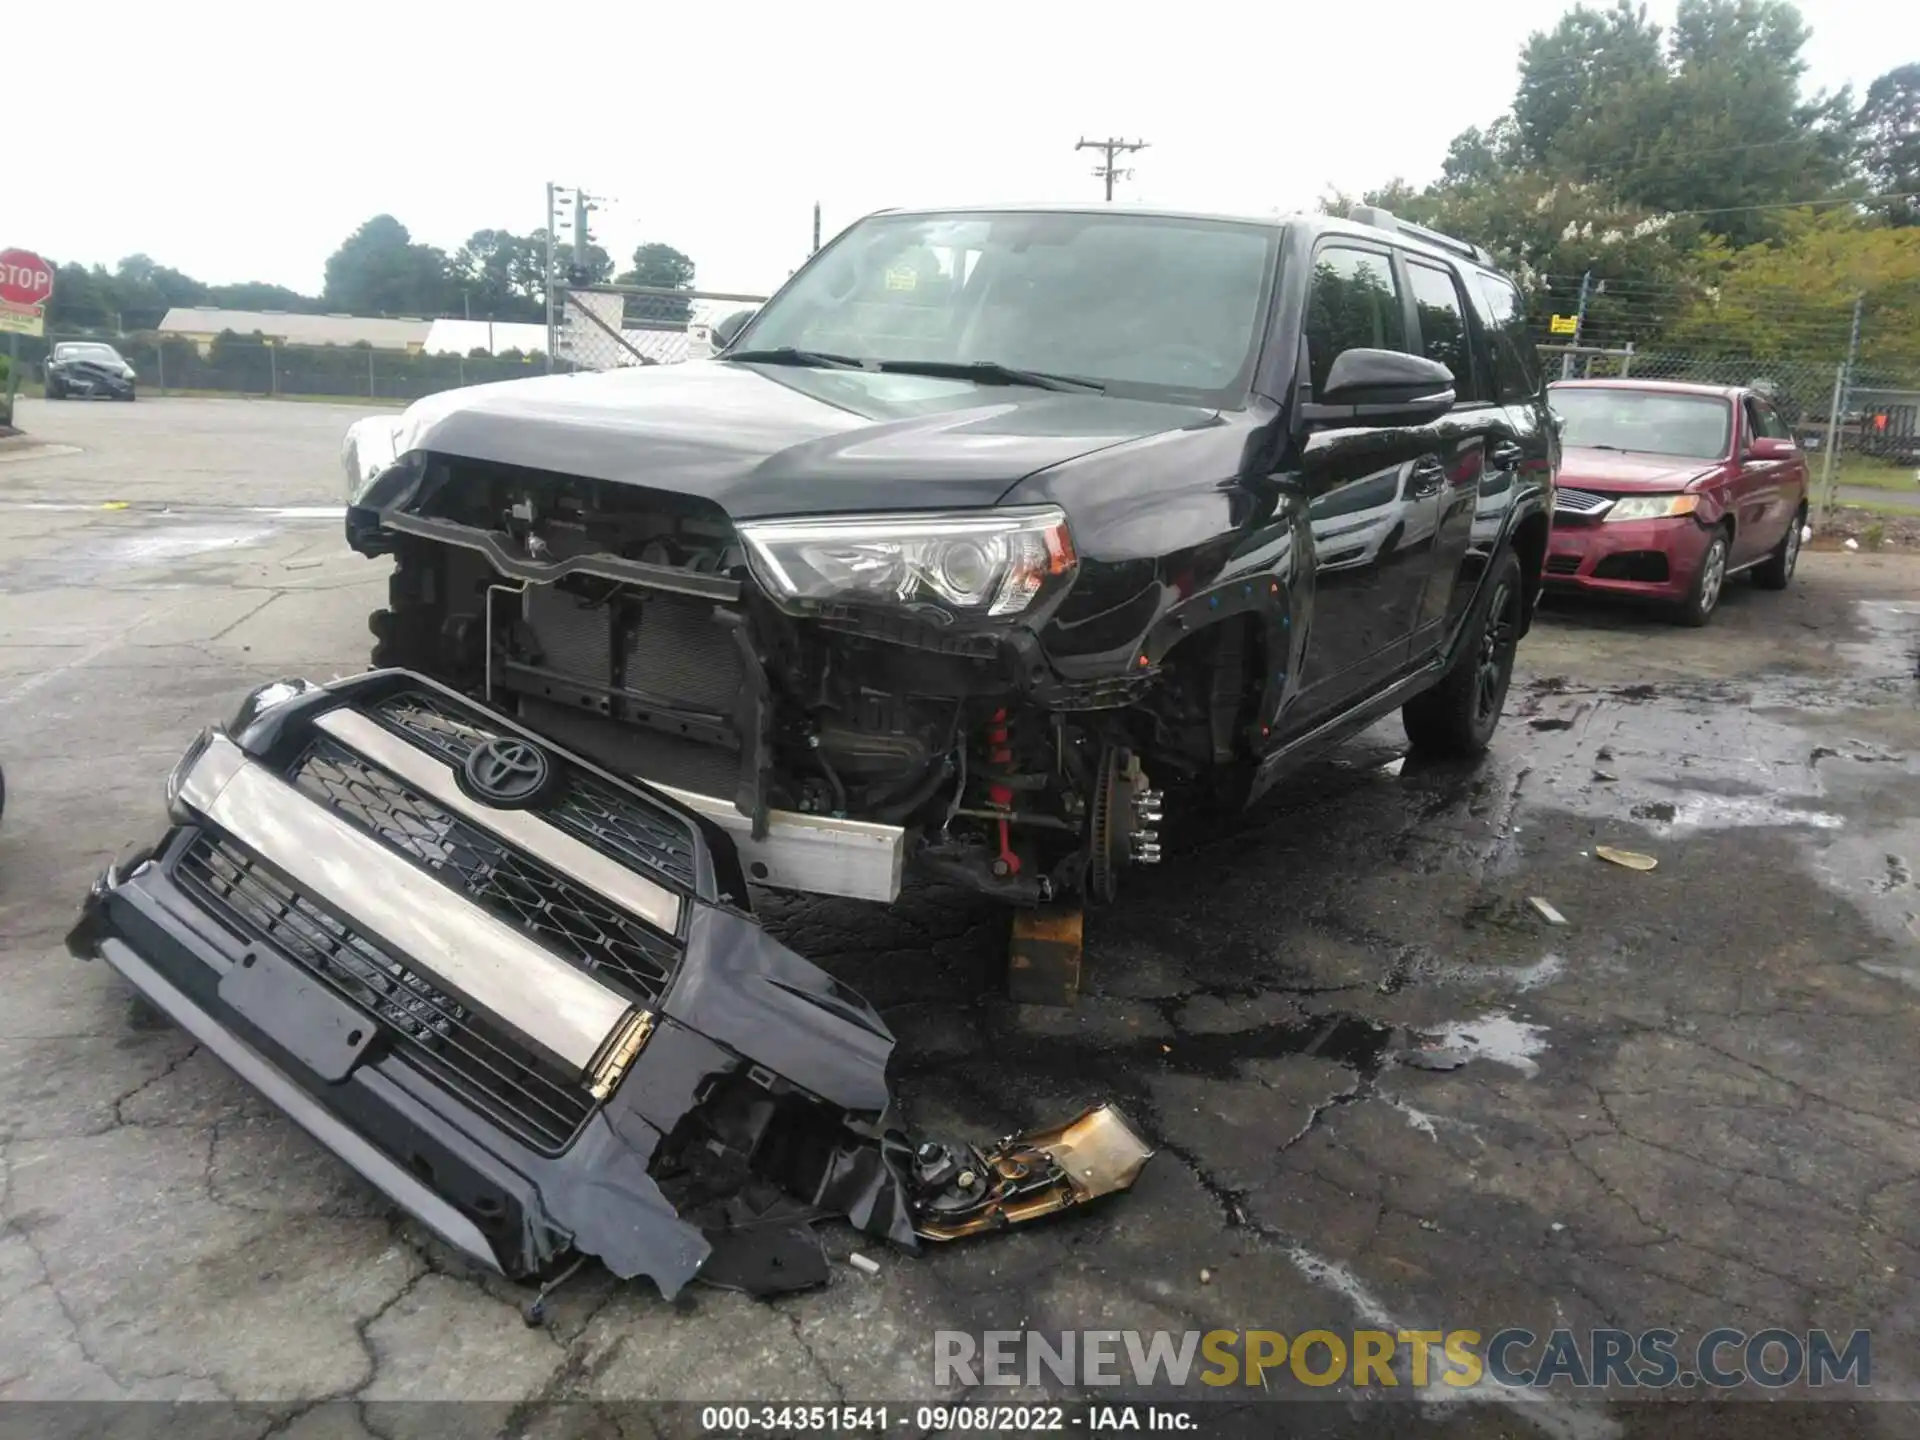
[543,181,559,372]
[571,189,599,281]
[1561,270,1593,380]
[1075,136,1149,202]
[812,202,822,256]
[1818,293,1866,526]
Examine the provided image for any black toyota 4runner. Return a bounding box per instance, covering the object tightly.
[343,204,1557,913]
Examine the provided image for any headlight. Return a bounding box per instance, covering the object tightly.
[1603,493,1699,522]
[165,727,217,820]
[738,507,1077,620]
[342,415,406,505]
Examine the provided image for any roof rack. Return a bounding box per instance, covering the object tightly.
[1347,205,1493,267]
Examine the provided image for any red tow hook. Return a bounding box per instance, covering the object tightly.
[987,708,1020,876]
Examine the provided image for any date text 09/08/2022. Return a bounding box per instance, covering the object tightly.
[698,1405,1195,1432]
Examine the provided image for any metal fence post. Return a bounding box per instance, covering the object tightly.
[156,344,166,395]
[268,343,278,398]
[1818,360,1845,527]
[1619,342,1634,378]
[368,349,376,399]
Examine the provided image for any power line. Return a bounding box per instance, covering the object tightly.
[1075,136,1149,203]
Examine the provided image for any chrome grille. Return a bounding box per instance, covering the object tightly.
[1554,487,1615,517]
[177,835,593,1153]
[290,737,678,1005]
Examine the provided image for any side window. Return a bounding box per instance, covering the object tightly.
[1406,261,1481,403]
[1758,401,1793,440]
[1474,273,1542,404]
[1305,246,1407,395]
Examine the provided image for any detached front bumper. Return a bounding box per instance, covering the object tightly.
[1544,515,1713,601]
[69,671,1151,1298]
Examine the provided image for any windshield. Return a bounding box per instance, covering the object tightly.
[1550,387,1732,461]
[735,210,1279,405]
[58,343,122,362]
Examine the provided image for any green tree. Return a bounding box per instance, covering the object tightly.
[207,281,319,312]
[1669,210,1920,367]
[322,215,453,317]
[1856,64,1920,226]
[45,263,117,330]
[452,229,543,321]
[1512,2,1667,166]
[1439,118,1522,187]
[111,254,207,327]
[1500,0,1851,247]
[618,242,696,325]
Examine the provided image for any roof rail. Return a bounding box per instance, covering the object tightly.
[1348,205,1493,267]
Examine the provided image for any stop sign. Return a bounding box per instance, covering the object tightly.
[0,249,55,308]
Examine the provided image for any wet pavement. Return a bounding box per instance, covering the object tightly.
[2,397,1919,1435]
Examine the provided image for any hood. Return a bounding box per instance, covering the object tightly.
[388,360,1219,519]
[57,353,131,375]
[1557,447,1721,493]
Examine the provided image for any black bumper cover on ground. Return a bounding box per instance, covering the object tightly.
[66,673,921,1300]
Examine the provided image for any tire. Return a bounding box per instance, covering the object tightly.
[1671,526,1731,627]
[1402,547,1524,759]
[122,387,137,403]
[1751,506,1804,591]
[43,379,61,400]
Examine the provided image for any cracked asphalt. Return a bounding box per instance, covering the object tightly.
[2,397,1919,1437]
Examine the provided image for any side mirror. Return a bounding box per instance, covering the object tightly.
[712,309,757,350]
[1746,435,1796,460]
[1299,349,1454,430]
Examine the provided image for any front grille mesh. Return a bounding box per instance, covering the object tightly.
[371,690,698,890]
[291,737,677,1005]
[369,689,493,767]
[1554,488,1614,517]
[177,835,592,1153]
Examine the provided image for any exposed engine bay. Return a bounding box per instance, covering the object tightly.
[68,672,1153,1300]
[348,454,1199,908]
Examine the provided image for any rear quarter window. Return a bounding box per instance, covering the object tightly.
[1471,272,1542,404]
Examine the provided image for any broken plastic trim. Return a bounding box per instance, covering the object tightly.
[68,670,1152,1300]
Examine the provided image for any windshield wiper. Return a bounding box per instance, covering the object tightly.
[723,347,868,370]
[875,359,1106,394]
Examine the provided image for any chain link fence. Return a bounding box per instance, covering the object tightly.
[30,332,553,403]
[555,286,767,371]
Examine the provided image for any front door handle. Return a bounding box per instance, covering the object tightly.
[1490,441,1523,468]
[1408,458,1446,498]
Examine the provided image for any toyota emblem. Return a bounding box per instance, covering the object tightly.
[460,737,553,807]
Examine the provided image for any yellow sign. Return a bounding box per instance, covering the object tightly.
[1549,314,1578,336]
[885,265,918,292]
[0,300,44,338]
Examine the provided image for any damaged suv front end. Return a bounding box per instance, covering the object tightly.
[343,207,1287,914]
[71,673,1151,1296]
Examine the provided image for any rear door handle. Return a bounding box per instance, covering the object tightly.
[1490,441,1523,468]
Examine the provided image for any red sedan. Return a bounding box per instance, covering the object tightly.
[1544,380,1809,626]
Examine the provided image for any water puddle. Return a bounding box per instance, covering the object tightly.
[1839,600,1920,681]
[1413,1012,1550,1076]
[0,522,278,590]
[1646,793,1845,834]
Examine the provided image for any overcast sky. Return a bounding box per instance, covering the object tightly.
[13,0,1912,304]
